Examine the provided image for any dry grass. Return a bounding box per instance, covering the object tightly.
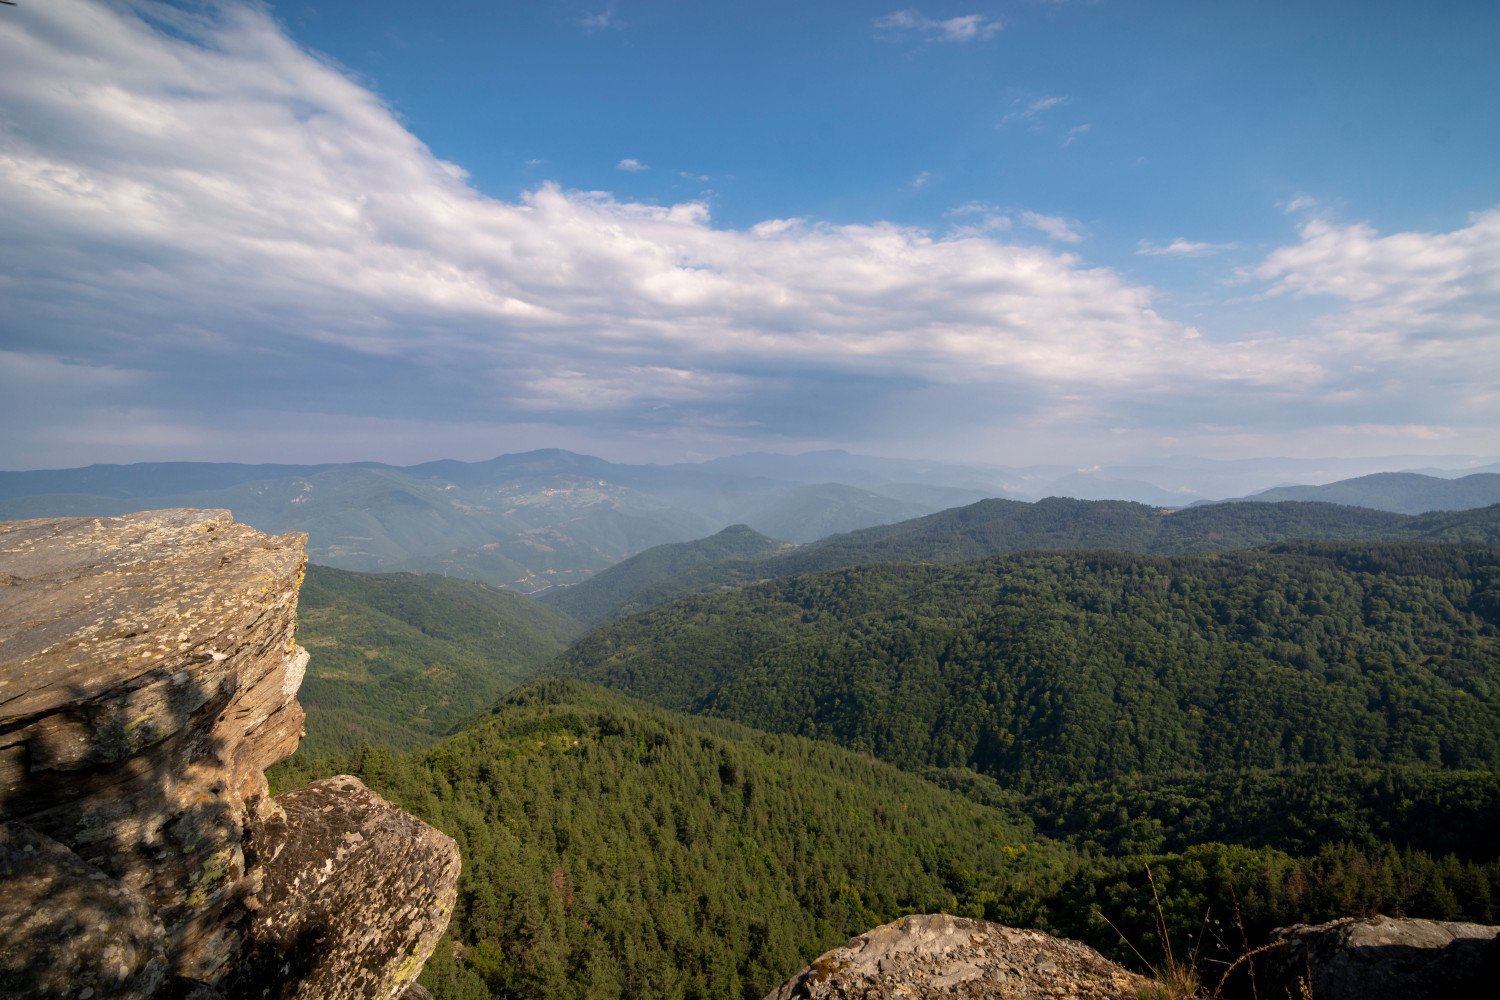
[1117,865,1297,1000]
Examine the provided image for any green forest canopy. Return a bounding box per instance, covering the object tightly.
[544,497,1500,625]
[270,533,1500,998]
[294,565,580,754]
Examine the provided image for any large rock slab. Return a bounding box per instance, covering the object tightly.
[0,509,459,998]
[1260,915,1500,1000]
[233,775,461,1000]
[764,913,1151,1000]
[1,509,308,983]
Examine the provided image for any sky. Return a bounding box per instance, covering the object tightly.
[1,0,1498,470]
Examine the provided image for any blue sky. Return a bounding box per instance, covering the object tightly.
[1,1,1497,469]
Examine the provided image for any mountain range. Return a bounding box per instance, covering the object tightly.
[3,450,1497,594]
[1221,471,1500,514]
[541,497,1500,626]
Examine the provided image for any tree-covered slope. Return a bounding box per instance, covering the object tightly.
[551,497,1500,624]
[274,679,1500,1000]
[539,524,791,627]
[558,543,1500,788]
[278,679,1071,1000]
[294,565,580,754]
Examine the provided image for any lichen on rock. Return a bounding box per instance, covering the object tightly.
[231,775,461,1000]
[0,509,459,999]
[763,913,1152,1000]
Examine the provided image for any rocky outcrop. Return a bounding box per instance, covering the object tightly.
[0,820,168,999]
[1259,915,1500,1000]
[763,914,1152,1000]
[0,509,459,999]
[233,776,461,999]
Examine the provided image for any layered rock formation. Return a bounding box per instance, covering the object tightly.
[763,913,1151,1000]
[0,509,458,999]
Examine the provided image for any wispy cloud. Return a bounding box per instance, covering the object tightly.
[2,1,1495,466]
[875,10,1003,44]
[578,7,623,31]
[1256,212,1500,322]
[1137,238,1236,257]
[910,170,933,189]
[1246,210,1500,435]
[616,157,648,172]
[1062,123,1091,147]
[1021,212,1084,243]
[1000,94,1069,126]
[945,201,1011,234]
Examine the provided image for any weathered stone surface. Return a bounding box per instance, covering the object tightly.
[763,913,1152,1000]
[0,509,459,999]
[1259,915,1500,1000]
[233,775,460,1000]
[0,820,168,999]
[1,509,308,983]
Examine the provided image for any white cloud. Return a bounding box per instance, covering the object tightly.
[1253,213,1500,380]
[2,1,1495,465]
[1284,194,1317,214]
[1021,212,1084,244]
[910,170,932,189]
[1062,123,1091,147]
[616,157,648,172]
[1,2,1225,393]
[875,10,1003,44]
[1256,212,1500,312]
[1137,238,1236,257]
[1000,95,1069,126]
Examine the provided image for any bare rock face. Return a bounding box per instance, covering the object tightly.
[233,775,460,1000]
[0,510,458,999]
[0,820,168,999]
[763,914,1152,1000]
[1259,915,1500,1000]
[1,509,308,985]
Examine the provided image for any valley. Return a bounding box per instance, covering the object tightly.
[255,488,1500,998]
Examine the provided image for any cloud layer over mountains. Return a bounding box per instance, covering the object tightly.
[1,1,1496,467]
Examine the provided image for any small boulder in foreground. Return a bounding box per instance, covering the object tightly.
[763,913,1151,1000]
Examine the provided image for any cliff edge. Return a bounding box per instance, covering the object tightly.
[0,509,459,999]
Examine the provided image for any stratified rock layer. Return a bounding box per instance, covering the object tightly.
[0,509,458,998]
[1,509,308,984]
[1261,915,1500,1000]
[764,914,1152,1000]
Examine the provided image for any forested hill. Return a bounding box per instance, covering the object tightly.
[539,523,791,626]
[548,496,1500,624]
[295,565,581,754]
[273,678,1069,1000]
[557,542,1500,788]
[274,678,1500,1000]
